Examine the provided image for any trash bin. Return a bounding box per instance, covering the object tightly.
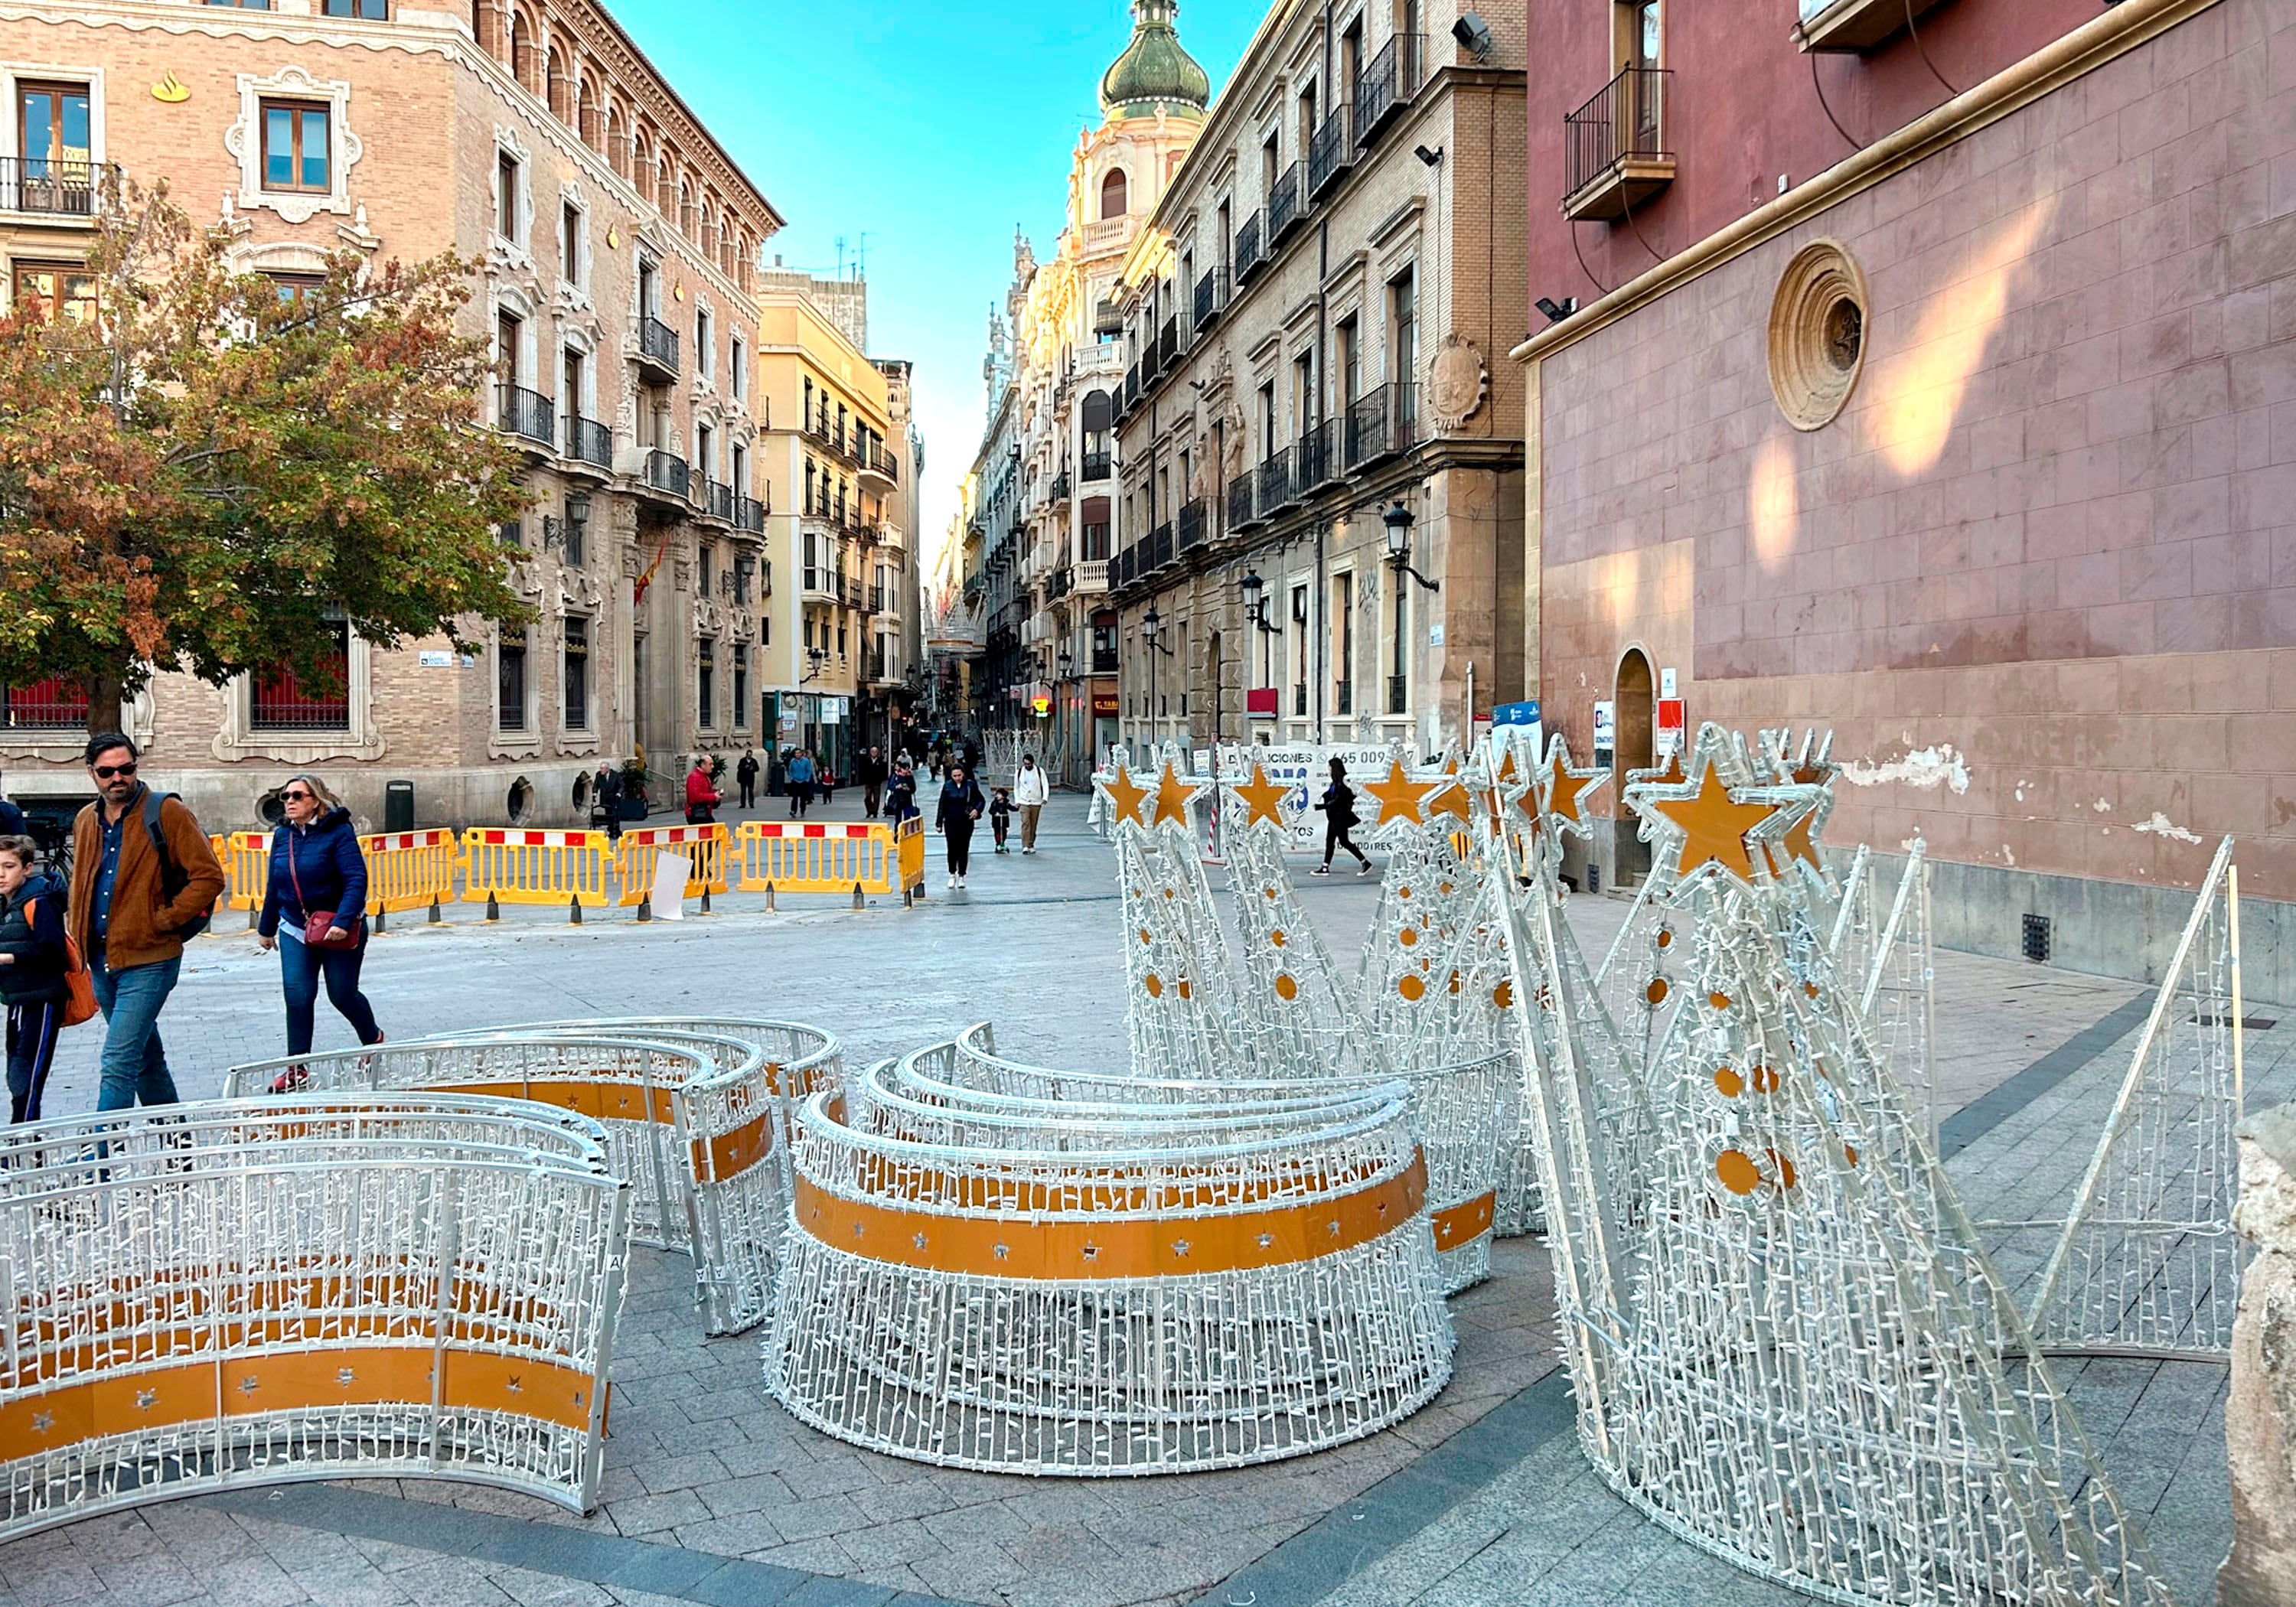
[383,780,415,833]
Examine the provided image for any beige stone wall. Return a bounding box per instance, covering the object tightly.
[1530,0,2296,943]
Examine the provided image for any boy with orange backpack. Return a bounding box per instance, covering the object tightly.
[0,833,90,1123]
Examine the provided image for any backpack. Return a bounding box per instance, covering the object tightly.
[24,898,97,1028]
[142,790,213,941]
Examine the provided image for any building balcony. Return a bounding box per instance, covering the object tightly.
[1114,544,1137,589]
[1793,0,1951,51]
[859,442,899,489]
[1257,448,1295,516]
[701,477,735,523]
[1050,471,1072,504]
[1159,316,1181,372]
[565,414,614,474]
[495,383,554,453]
[1234,211,1267,284]
[1074,559,1110,595]
[1267,164,1304,245]
[1563,67,1675,222]
[1308,108,1354,199]
[1082,449,1113,481]
[1177,497,1208,553]
[636,315,680,380]
[801,566,840,604]
[1345,383,1417,471]
[1354,34,1424,146]
[1147,521,1173,572]
[735,494,767,533]
[1193,267,1231,332]
[1295,419,1339,494]
[641,448,690,502]
[0,157,109,221]
[1227,477,1257,533]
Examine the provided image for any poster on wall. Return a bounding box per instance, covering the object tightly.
[1593,700,1616,767]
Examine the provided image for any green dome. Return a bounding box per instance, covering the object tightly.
[1099,0,1209,120]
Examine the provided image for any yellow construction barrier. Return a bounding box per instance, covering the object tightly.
[732,820,899,900]
[460,826,613,919]
[895,817,926,901]
[218,831,270,917]
[363,828,460,926]
[614,823,730,909]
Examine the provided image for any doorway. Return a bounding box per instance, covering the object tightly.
[1615,647,1655,885]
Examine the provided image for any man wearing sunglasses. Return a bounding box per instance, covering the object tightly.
[67,733,226,1112]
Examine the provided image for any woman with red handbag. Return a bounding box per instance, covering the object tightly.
[257,774,382,1077]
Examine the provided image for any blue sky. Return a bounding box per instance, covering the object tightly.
[613,0,1262,564]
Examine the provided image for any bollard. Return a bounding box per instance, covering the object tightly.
[637,898,651,923]
[569,895,582,925]
[485,892,501,922]
[374,907,386,934]
[765,883,776,913]
[428,895,442,924]
[700,888,713,914]
[852,882,865,911]
[246,907,259,931]
[902,884,913,910]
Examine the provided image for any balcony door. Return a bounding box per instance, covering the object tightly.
[18,82,90,178]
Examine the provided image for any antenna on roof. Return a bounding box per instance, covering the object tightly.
[853,232,869,279]
[833,234,846,278]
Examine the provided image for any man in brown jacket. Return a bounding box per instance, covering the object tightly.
[69,732,226,1112]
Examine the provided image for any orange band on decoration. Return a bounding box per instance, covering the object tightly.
[425,1078,678,1123]
[794,1149,1428,1279]
[1430,1191,1497,1250]
[0,1342,598,1463]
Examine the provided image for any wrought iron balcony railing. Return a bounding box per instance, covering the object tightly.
[1193,268,1231,331]
[0,156,105,217]
[638,316,680,375]
[1267,164,1303,243]
[1353,34,1424,145]
[1234,212,1267,282]
[1564,66,1675,220]
[735,494,766,533]
[643,448,690,498]
[566,413,612,468]
[496,383,554,448]
[1308,108,1353,198]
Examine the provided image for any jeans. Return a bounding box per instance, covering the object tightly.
[90,954,182,1111]
[739,781,756,807]
[6,999,62,1123]
[279,931,382,1057]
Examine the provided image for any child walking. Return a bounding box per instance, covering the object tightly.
[989,787,1014,853]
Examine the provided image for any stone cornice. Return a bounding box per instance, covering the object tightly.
[1508,0,2225,369]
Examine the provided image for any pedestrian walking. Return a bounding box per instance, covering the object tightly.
[684,755,722,824]
[884,760,918,824]
[936,764,985,890]
[860,746,888,817]
[1014,751,1050,854]
[819,762,837,808]
[256,776,383,1073]
[67,732,226,1111]
[1312,756,1372,876]
[0,835,70,1123]
[592,761,624,843]
[735,748,760,810]
[787,749,816,817]
[988,787,1013,854]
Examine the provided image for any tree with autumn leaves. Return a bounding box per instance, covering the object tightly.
[0,181,529,732]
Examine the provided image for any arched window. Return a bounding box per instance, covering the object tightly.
[546,48,571,119]
[1099,168,1128,220]
[508,11,536,91]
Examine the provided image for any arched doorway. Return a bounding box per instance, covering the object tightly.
[1615,647,1655,885]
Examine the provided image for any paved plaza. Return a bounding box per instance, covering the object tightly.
[3,792,2279,1607]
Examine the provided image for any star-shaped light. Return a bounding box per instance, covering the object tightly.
[1758,728,1837,875]
[1627,725,1786,886]
[1538,735,1609,839]
[1097,764,1150,829]
[1151,763,1201,830]
[1229,763,1290,830]
[1363,761,1438,826]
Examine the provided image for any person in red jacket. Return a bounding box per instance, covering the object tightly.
[684,755,721,824]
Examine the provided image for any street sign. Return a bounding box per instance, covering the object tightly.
[1657,696,1685,739]
[1492,699,1540,726]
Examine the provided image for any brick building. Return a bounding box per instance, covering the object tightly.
[1513,0,2296,993]
[1104,0,1527,756]
[0,0,780,831]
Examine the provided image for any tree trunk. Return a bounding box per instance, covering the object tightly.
[85,667,126,743]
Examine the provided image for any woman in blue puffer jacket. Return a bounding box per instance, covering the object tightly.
[256,774,383,1077]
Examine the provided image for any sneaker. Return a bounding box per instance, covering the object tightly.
[269,1064,310,1094]
[1023,846,1035,855]
[947,874,958,890]
[958,875,967,888]
[1312,865,1331,877]
[1358,861,1373,876]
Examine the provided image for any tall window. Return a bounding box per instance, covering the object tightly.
[695,307,712,378]
[563,616,590,729]
[11,262,93,325]
[1290,583,1310,714]
[697,543,714,597]
[563,491,589,566]
[1336,315,1361,408]
[1390,564,1409,714]
[262,101,330,193]
[1390,266,1417,422]
[730,335,747,401]
[496,149,520,242]
[497,625,528,731]
[696,421,715,483]
[2,678,90,730]
[560,200,582,283]
[1099,168,1128,220]
[1619,0,1661,69]
[321,0,387,16]
[1331,572,1354,716]
[732,643,748,726]
[18,82,90,186]
[1081,390,1112,477]
[697,638,716,728]
[1292,351,1315,435]
[496,308,521,390]
[251,621,351,731]
[1257,383,1277,458]
[562,346,585,426]
[1082,495,1110,562]
[269,273,322,305]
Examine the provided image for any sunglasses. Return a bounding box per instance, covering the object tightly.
[92,763,137,780]
[281,789,315,802]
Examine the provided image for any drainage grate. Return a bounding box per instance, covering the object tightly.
[2195,1015,2278,1030]
[2021,913,2052,964]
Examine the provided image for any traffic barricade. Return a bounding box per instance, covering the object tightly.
[362,828,459,927]
[460,827,613,922]
[614,823,730,915]
[895,816,927,903]
[218,830,270,925]
[732,820,898,907]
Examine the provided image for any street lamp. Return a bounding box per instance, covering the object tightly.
[1140,604,1174,743]
[801,644,829,683]
[1240,569,1279,634]
[1383,500,1440,592]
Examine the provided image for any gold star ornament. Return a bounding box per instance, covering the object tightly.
[1229,763,1291,830]
[1537,735,1609,839]
[1098,764,1150,829]
[1626,724,1787,886]
[1363,761,1439,826]
[1152,762,1201,829]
